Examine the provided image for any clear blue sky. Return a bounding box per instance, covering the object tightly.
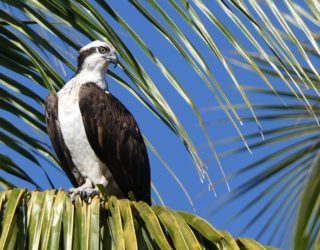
[1,1,297,248]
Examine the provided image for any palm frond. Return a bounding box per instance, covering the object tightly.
[0,189,273,249]
[1,0,218,192]
[210,11,320,245]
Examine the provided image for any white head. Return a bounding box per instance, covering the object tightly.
[76,40,118,75]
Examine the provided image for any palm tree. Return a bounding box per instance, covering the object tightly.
[0,0,318,249]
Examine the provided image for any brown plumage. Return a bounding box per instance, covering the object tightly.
[78,83,150,204]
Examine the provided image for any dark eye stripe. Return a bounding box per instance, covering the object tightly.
[76,45,111,73]
[77,47,97,70]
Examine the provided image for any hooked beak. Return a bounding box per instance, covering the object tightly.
[106,54,118,68]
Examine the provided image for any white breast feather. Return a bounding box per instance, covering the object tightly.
[57,76,109,186]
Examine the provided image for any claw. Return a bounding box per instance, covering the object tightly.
[67,178,100,202]
[68,188,100,203]
[79,188,99,201]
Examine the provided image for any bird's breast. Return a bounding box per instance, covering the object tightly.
[57,84,108,183]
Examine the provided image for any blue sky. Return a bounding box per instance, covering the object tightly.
[1,1,308,248]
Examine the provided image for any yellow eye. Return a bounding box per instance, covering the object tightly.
[99,47,110,54]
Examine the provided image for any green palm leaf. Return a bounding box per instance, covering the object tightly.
[210,9,319,246]
[0,189,272,250]
[209,86,319,249]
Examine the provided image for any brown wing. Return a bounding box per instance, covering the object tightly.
[79,83,151,204]
[45,93,85,187]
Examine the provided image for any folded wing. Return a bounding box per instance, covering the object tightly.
[79,83,151,204]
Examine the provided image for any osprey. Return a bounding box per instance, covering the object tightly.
[45,41,151,204]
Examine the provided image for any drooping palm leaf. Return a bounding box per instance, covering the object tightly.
[208,89,319,249]
[209,9,319,247]
[1,0,315,191]
[203,1,320,248]
[0,0,226,192]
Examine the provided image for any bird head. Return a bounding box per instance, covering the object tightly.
[76,40,118,74]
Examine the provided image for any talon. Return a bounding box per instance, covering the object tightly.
[66,179,101,202]
[79,189,89,200]
[78,188,100,202]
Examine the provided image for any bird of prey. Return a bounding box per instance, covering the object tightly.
[45,40,151,204]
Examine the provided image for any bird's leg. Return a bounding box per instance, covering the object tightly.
[68,178,99,202]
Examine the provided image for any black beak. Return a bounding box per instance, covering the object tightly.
[107,54,118,69]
